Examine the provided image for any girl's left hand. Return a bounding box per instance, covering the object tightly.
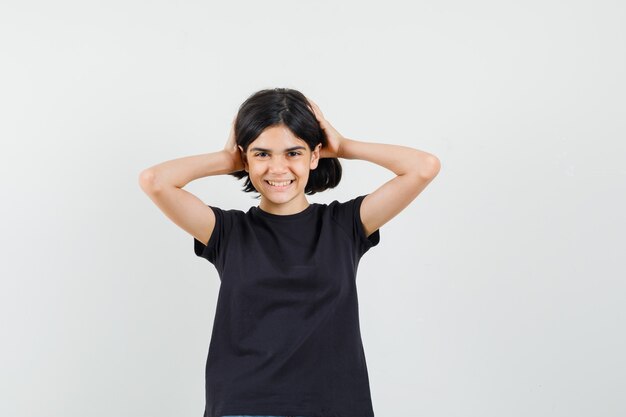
[307,98,344,158]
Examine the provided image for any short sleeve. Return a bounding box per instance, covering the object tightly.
[330,194,381,257]
[193,205,224,266]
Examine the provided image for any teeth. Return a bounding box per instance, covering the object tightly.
[268,180,292,187]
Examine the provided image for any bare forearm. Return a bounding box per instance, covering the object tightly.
[339,137,439,177]
[139,150,236,190]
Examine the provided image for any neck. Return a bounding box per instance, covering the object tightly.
[259,196,310,215]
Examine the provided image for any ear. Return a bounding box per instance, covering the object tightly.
[310,143,322,170]
[238,145,249,172]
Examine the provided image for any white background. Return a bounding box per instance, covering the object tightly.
[1,1,625,416]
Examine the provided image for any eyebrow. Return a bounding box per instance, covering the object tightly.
[249,146,306,153]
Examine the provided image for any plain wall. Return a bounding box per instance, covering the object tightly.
[1,0,624,416]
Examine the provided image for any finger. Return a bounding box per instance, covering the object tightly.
[307,98,319,112]
[311,102,322,117]
[307,99,323,121]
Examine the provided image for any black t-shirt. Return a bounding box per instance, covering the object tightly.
[193,194,381,417]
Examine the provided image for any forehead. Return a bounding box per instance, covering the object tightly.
[250,125,308,150]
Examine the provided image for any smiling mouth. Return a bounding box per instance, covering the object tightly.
[265,180,294,188]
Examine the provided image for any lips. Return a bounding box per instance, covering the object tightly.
[265,179,294,188]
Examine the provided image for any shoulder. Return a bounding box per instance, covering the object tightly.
[326,194,367,218]
[212,205,248,216]
[325,194,378,241]
[208,205,249,231]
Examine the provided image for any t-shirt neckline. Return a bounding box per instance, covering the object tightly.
[252,203,316,221]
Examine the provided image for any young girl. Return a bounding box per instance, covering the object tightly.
[139,88,440,417]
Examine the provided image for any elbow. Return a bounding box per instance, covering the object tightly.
[138,169,159,192]
[418,155,441,179]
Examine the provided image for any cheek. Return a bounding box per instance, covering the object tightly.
[247,162,263,175]
[299,167,313,182]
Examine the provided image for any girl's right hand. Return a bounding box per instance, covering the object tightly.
[223,116,246,172]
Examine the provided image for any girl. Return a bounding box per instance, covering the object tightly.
[139,88,440,417]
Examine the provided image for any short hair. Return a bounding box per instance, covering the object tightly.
[229,87,342,196]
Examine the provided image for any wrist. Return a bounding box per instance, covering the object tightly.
[337,137,351,159]
[223,148,245,173]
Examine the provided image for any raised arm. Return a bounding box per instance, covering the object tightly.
[307,100,441,237]
[138,118,244,245]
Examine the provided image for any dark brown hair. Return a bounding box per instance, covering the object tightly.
[229,87,342,196]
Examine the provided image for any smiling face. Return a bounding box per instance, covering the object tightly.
[239,124,321,215]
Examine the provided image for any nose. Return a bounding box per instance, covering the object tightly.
[268,155,288,173]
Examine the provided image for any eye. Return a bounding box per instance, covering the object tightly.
[288,151,302,157]
[254,152,268,158]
